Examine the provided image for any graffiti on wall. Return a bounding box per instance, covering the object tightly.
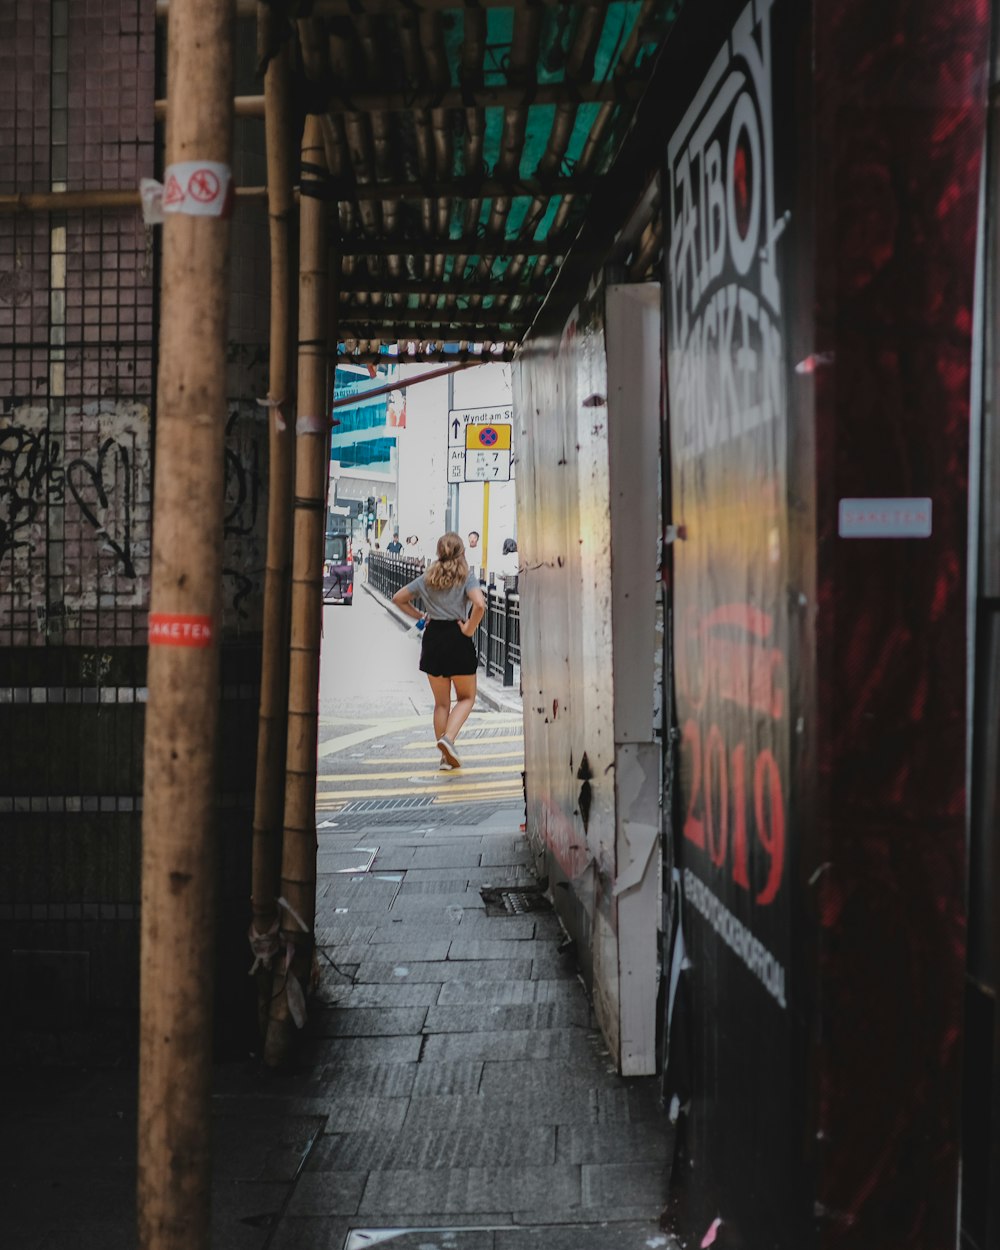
[0,402,150,638]
[66,434,139,580]
[221,405,266,626]
[0,400,269,637]
[0,413,62,565]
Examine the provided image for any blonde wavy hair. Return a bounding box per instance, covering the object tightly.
[424,531,469,590]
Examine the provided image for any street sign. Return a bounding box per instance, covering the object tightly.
[465,424,511,450]
[447,405,514,482]
[448,405,512,446]
[447,447,466,483]
[463,448,511,481]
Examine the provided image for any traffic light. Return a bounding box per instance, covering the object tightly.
[366,495,376,521]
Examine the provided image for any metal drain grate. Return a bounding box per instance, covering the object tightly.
[462,725,523,740]
[322,800,521,830]
[337,797,436,814]
[480,885,551,916]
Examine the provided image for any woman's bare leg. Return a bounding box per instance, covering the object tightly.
[427,674,452,742]
[445,673,477,742]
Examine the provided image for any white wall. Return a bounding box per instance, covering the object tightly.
[394,366,449,555]
[391,361,517,567]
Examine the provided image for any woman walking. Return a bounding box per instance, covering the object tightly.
[393,531,485,768]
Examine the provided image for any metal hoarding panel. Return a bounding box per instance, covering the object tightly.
[664,0,805,1243]
[514,290,622,1061]
[664,0,990,1245]
[810,1,988,1244]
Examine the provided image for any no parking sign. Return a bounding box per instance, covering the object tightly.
[447,407,514,482]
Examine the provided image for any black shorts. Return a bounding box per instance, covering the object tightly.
[419,620,478,678]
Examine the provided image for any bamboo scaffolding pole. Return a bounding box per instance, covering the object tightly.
[337,237,565,257]
[447,7,487,311]
[264,114,329,1068]
[330,360,481,408]
[152,78,646,123]
[0,178,594,215]
[338,323,528,343]
[0,187,265,213]
[337,276,548,298]
[156,0,607,16]
[337,347,515,364]
[339,306,533,328]
[137,0,234,1246]
[249,30,298,1027]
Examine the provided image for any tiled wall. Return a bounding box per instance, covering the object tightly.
[0,3,270,1041]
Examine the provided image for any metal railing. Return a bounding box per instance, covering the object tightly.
[477,576,520,686]
[369,552,520,687]
[367,550,425,601]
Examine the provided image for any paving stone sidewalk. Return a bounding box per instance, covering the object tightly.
[1,804,678,1250]
[238,804,676,1250]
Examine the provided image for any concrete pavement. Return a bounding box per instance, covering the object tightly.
[1,590,677,1249]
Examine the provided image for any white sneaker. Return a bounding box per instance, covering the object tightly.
[436,735,461,767]
[438,758,453,771]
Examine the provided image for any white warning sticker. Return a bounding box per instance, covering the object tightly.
[161,161,233,218]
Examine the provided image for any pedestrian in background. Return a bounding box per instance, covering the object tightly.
[500,537,518,580]
[392,531,485,768]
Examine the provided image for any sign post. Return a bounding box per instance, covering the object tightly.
[481,481,490,575]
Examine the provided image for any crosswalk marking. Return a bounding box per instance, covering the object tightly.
[316,709,523,810]
[433,787,523,806]
[360,749,524,766]
[317,763,522,784]
[402,733,524,749]
[316,778,522,804]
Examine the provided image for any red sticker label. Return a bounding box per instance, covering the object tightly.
[163,174,185,206]
[148,613,215,648]
[187,167,220,204]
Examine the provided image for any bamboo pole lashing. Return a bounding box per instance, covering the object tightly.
[137,0,234,1247]
[0,186,266,213]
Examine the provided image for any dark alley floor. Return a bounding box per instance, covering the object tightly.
[2,801,676,1250]
[2,592,677,1249]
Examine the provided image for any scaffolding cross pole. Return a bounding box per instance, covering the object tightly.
[152,77,647,121]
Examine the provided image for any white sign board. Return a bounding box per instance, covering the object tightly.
[838,497,932,538]
[464,449,512,482]
[447,406,514,482]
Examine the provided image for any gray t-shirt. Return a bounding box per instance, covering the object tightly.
[405,568,480,621]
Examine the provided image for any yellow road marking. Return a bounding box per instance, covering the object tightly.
[433,789,524,806]
[402,734,523,749]
[357,749,524,765]
[317,779,523,802]
[317,712,522,759]
[317,715,427,758]
[318,713,433,728]
[317,763,522,784]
